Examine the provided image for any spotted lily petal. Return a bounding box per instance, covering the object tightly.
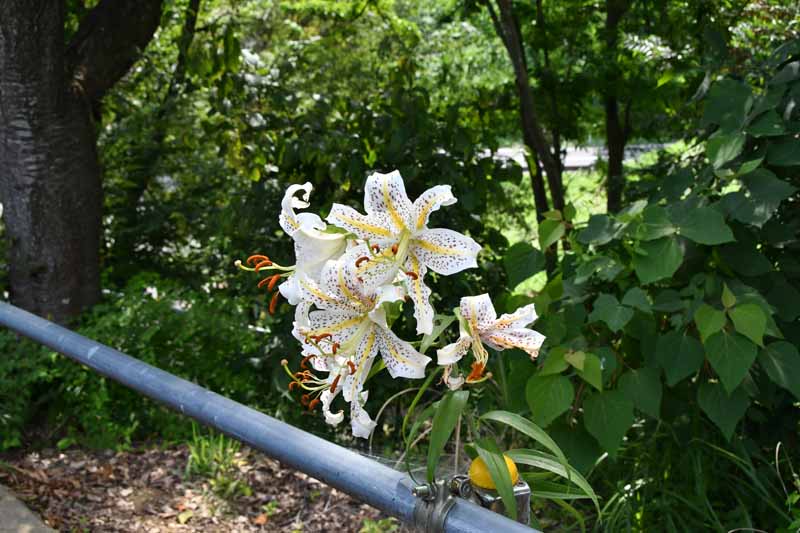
[437,329,473,365]
[376,326,431,379]
[411,184,457,232]
[342,328,379,403]
[460,294,498,331]
[481,328,546,359]
[403,253,434,335]
[411,228,481,275]
[364,171,414,232]
[494,303,538,330]
[327,203,395,242]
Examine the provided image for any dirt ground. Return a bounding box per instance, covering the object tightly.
[0,444,405,532]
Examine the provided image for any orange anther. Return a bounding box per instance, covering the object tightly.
[254,259,273,272]
[301,394,310,406]
[312,333,332,342]
[355,256,370,268]
[300,355,315,370]
[267,274,280,291]
[288,381,299,391]
[247,254,270,266]
[346,361,357,374]
[308,398,320,411]
[371,244,381,253]
[404,271,419,280]
[330,374,342,394]
[391,244,398,255]
[269,291,280,314]
[467,362,485,382]
[357,277,364,283]
[257,276,272,289]
[331,342,340,354]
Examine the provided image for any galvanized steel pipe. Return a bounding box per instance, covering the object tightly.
[0,302,537,532]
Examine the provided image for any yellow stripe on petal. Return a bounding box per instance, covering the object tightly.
[350,330,376,399]
[338,267,361,307]
[383,176,407,232]
[415,238,471,256]
[416,193,451,230]
[308,315,365,336]
[331,213,393,238]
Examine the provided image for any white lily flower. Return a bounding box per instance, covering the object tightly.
[291,244,431,438]
[326,171,481,336]
[278,183,347,305]
[437,294,545,389]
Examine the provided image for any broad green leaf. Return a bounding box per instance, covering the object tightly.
[539,219,566,249]
[728,303,767,346]
[707,132,746,169]
[618,368,662,418]
[526,375,574,428]
[426,390,468,483]
[636,205,675,241]
[480,411,567,468]
[676,207,735,245]
[718,242,773,277]
[702,79,752,132]
[746,109,785,137]
[506,449,599,514]
[583,391,633,457]
[621,287,651,312]
[419,314,456,355]
[766,138,800,166]
[589,294,633,332]
[705,331,758,394]
[539,346,569,375]
[578,214,623,246]
[772,59,800,84]
[632,237,684,284]
[543,210,563,221]
[564,350,586,371]
[656,331,705,386]
[697,382,750,441]
[740,169,797,226]
[766,278,800,322]
[759,342,800,401]
[548,423,603,475]
[577,353,603,391]
[694,304,727,343]
[474,439,516,521]
[503,242,546,290]
[722,283,737,309]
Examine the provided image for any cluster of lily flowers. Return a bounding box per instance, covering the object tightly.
[237,172,545,438]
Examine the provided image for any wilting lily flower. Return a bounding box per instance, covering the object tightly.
[278,183,347,305]
[437,294,545,389]
[292,245,431,437]
[326,171,481,336]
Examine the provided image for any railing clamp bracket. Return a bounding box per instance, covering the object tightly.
[412,475,471,532]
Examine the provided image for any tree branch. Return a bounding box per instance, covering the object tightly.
[65,0,164,104]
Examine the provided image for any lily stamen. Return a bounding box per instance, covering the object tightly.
[330,374,342,394]
[355,256,370,268]
[269,291,280,314]
[246,254,270,266]
[404,271,419,280]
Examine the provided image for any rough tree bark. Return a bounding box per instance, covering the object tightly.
[0,0,163,323]
[604,0,631,214]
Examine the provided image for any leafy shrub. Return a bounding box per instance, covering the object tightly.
[498,40,800,529]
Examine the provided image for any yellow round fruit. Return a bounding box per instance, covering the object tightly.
[468,455,519,489]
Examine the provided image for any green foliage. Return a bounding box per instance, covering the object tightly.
[186,423,252,499]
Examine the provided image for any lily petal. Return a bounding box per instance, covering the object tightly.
[364,171,414,232]
[279,182,313,236]
[412,228,481,275]
[403,253,435,335]
[351,391,377,439]
[411,184,457,232]
[320,389,344,426]
[494,303,538,330]
[442,365,466,391]
[460,294,498,331]
[482,328,546,359]
[377,326,431,379]
[297,275,354,314]
[327,203,396,241]
[342,328,379,403]
[307,308,365,345]
[437,331,473,365]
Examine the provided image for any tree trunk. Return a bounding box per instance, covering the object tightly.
[604,0,630,214]
[0,1,102,324]
[485,0,564,215]
[0,0,163,324]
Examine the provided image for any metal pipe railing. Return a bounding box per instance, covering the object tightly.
[0,302,537,532]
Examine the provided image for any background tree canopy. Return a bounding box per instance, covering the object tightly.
[1,0,799,530]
